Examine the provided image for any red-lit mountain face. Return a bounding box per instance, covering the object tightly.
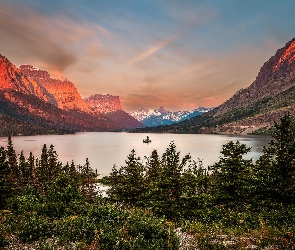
[215,38,295,117]
[19,65,143,129]
[0,55,49,101]
[133,37,295,134]
[19,65,92,113]
[84,94,124,113]
[0,55,142,136]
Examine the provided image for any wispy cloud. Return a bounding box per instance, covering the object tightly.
[127,21,198,65]
[0,2,110,79]
[128,37,176,64]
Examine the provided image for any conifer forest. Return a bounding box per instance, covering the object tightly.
[1,114,295,249]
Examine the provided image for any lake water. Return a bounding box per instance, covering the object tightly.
[0,133,271,176]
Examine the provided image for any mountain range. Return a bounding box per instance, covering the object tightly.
[133,37,295,135]
[0,55,143,136]
[129,106,213,127]
[2,36,295,136]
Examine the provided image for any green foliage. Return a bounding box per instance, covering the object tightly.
[107,141,210,220]
[2,113,295,248]
[254,113,295,205]
[107,149,147,206]
[0,147,10,209]
[0,137,178,249]
[210,141,253,207]
[5,200,179,249]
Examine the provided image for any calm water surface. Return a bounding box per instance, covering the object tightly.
[0,133,271,176]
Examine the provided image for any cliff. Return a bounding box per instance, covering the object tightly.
[0,56,49,101]
[84,94,124,113]
[19,65,92,113]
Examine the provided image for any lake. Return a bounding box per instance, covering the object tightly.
[0,133,271,176]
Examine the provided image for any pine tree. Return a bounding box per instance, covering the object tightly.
[18,151,27,193]
[47,144,61,181]
[145,150,162,205]
[6,135,19,196]
[255,113,295,205]
[181,159,209,198]
[0,146,10,209]
[107,149,146,206]
[27,152,39,192]
[80,158,98,203]
[153,141,190,219]
[210,141,253,208]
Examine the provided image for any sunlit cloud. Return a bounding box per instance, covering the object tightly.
[0,2,111,79]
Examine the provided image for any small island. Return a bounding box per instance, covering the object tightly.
[143,135,152,143]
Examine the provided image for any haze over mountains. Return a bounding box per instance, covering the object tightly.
[133,37,295,134]
[0,55,143,136]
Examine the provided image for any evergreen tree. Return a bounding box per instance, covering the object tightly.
[80,158,98,203]
[181,159,209,198]
[18,151,27,193]
[47,144,62,183]
[255,113,295,205]
[7,135,17,169]
[0,146,10,209]
[146,150,161,183]
[26,151,39,192]
[38,144,49,183]
[153,142,190,219]
[210,141,253,208]
[107,149,146,206]
[6,135,19,196]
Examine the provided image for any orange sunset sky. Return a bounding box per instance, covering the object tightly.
[1,0,295,112]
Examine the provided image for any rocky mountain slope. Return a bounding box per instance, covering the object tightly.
[20,65,92,113]
[132,37,295,134]
[0,55,142,136]
[84,94,143,129]
[0,56,49,101]
[84,94,124,113]
[129,106,213,127]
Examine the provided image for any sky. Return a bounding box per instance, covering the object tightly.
[1,0,295,112]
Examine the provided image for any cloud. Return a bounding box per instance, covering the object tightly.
[0,3,76,76]
[128,37,177,64]
[0,2,110,79]
[127,8,210,66]
[121,40,279,112]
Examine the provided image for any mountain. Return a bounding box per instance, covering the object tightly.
[0,55,49,101]
[84,94,124,113]
[19,65,92,113]
[129,106,213,127]
[0,55,141,136]
[84,94,144,129]
[0,89,116,135]
[132,37,295,134]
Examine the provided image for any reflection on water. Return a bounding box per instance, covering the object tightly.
[0,133,271,176]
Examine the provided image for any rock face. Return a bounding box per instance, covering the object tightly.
[19,65,91,113]
[0,55,142,135]
[84,94,124,113]
[129,106,213,127]
[133,37,295,134]
[215,38,295,117]
[0,56,49,101]
[84,94,144,129]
